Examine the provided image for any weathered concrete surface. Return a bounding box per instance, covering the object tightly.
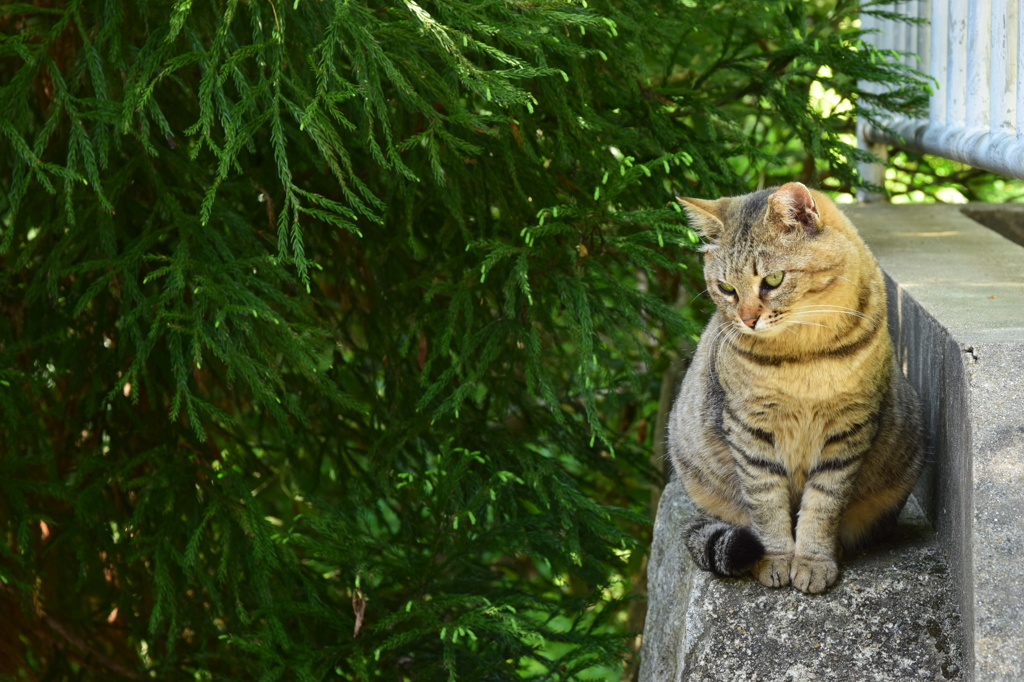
[968,344,1024,678]
[960,203,1024,250]
[848,204,1024,344]
[849,203,1024,681]
[640,479,962,682]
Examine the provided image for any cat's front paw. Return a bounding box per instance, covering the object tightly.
[790,556,838,594]
[754,554,792,588]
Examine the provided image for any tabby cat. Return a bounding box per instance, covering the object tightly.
[667,182,923,594]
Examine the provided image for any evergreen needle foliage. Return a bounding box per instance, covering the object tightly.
[0,1,926,679]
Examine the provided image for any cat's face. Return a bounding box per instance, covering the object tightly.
[681,183,848,337]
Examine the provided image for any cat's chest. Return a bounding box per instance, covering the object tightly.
[720,352,869,403]
[717,353,877,464]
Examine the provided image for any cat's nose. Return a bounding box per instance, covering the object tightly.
[741,316,758,328]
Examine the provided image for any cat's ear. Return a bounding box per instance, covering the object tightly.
[767,182,820,238]
[676,196,726,241]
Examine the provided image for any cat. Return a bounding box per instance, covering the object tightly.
[667,182,923,594]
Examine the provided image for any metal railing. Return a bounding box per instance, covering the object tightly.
[858,0,1024,185]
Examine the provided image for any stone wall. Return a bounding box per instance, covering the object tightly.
[852,203,1024,680]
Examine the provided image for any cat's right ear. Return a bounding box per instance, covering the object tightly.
[676,196,726,242]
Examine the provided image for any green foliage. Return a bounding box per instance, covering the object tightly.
[885,151,1024,204]
[0,1,926,679]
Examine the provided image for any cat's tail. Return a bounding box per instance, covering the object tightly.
[683,516,765,577]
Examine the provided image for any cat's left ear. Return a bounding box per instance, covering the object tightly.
[676,196,727,242]
[767,182,820,238]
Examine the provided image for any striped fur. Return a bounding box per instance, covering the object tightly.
[669,183,923,594]
[684,516,765,577]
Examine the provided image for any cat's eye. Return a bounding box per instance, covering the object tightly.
[762,271,785,288]
[718,282,736,294]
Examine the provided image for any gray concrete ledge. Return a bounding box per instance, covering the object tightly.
[640,480,962,682]
[850,203,1024,681]
[959,204,1024,249]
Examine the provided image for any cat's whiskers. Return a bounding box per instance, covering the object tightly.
[708,321,738,348]
[791,304,867,318]
[791,307,865,313]
[822,273,859,291]
[717,320,753,347]
[786,320,836,331]
[793,304,865,312]
[787,313,867,326]
[788,312,866,322]
[687,288,711,306]
[727,326,749,347]
[729,325,752,344]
